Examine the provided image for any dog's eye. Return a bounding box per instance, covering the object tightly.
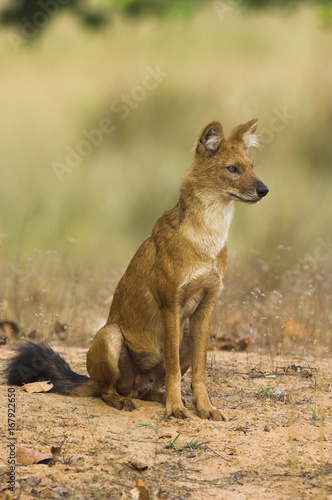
[227,165,239,173]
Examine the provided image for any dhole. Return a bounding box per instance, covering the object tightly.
[6,118,268,420]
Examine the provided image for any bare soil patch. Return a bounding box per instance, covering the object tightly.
[1,346,332,499]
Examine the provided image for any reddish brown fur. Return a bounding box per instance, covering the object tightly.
[86,118,268,420]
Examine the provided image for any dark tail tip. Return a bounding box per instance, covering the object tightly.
[5,342,95,396]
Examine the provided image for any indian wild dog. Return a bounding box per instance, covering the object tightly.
[6,118,268,420]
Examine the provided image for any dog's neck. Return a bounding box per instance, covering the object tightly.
[179,180,234,259]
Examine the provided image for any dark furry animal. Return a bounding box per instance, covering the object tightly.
[5,342,99,396]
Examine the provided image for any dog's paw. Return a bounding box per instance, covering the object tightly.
[119,397,138,411]
[102,392,137,411]
[164,404,190,420]
[196,406,225,421]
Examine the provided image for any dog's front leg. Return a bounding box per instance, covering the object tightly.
[190,304,225,421]
[163,308,190,419]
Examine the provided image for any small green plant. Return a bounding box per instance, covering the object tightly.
[164,433,181,450]
[185,438,203,450]
[136,419,159,432]
[258,381,274,401]
[308,406,324,426]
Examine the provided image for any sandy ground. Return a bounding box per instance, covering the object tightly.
[1,346,332,499]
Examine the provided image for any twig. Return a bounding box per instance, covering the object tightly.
[203,443,230,462]
[248,372,298,379]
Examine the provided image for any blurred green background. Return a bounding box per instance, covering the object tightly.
[0,0,331,322]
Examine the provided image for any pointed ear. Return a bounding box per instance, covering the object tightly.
[195,121,225,155]
[227,118,259,151]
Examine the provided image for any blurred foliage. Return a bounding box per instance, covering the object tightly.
[1,0,332,39]
[320,2,332,26]
[0,0,108,31]
[111,0,201,18]
[242,0,331,7]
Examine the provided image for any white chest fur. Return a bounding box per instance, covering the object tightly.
[182,199,234,259]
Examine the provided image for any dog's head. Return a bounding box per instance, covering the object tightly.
[193,119,269,204]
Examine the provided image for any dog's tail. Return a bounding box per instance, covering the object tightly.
[5,341,100,397]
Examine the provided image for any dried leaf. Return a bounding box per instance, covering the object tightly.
[214,336,252,352]
[51,437,66,456]
[22,381,54,393]
[214,337,236,351]
[0,320,20,339]
[126,458,148,471]
[234,426,250,434]
[17,446,53,465]
[129,477,150,500]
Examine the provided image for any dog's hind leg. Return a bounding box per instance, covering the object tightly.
[86,324,137,411]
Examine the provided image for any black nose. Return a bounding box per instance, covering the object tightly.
[256,182,269,198]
